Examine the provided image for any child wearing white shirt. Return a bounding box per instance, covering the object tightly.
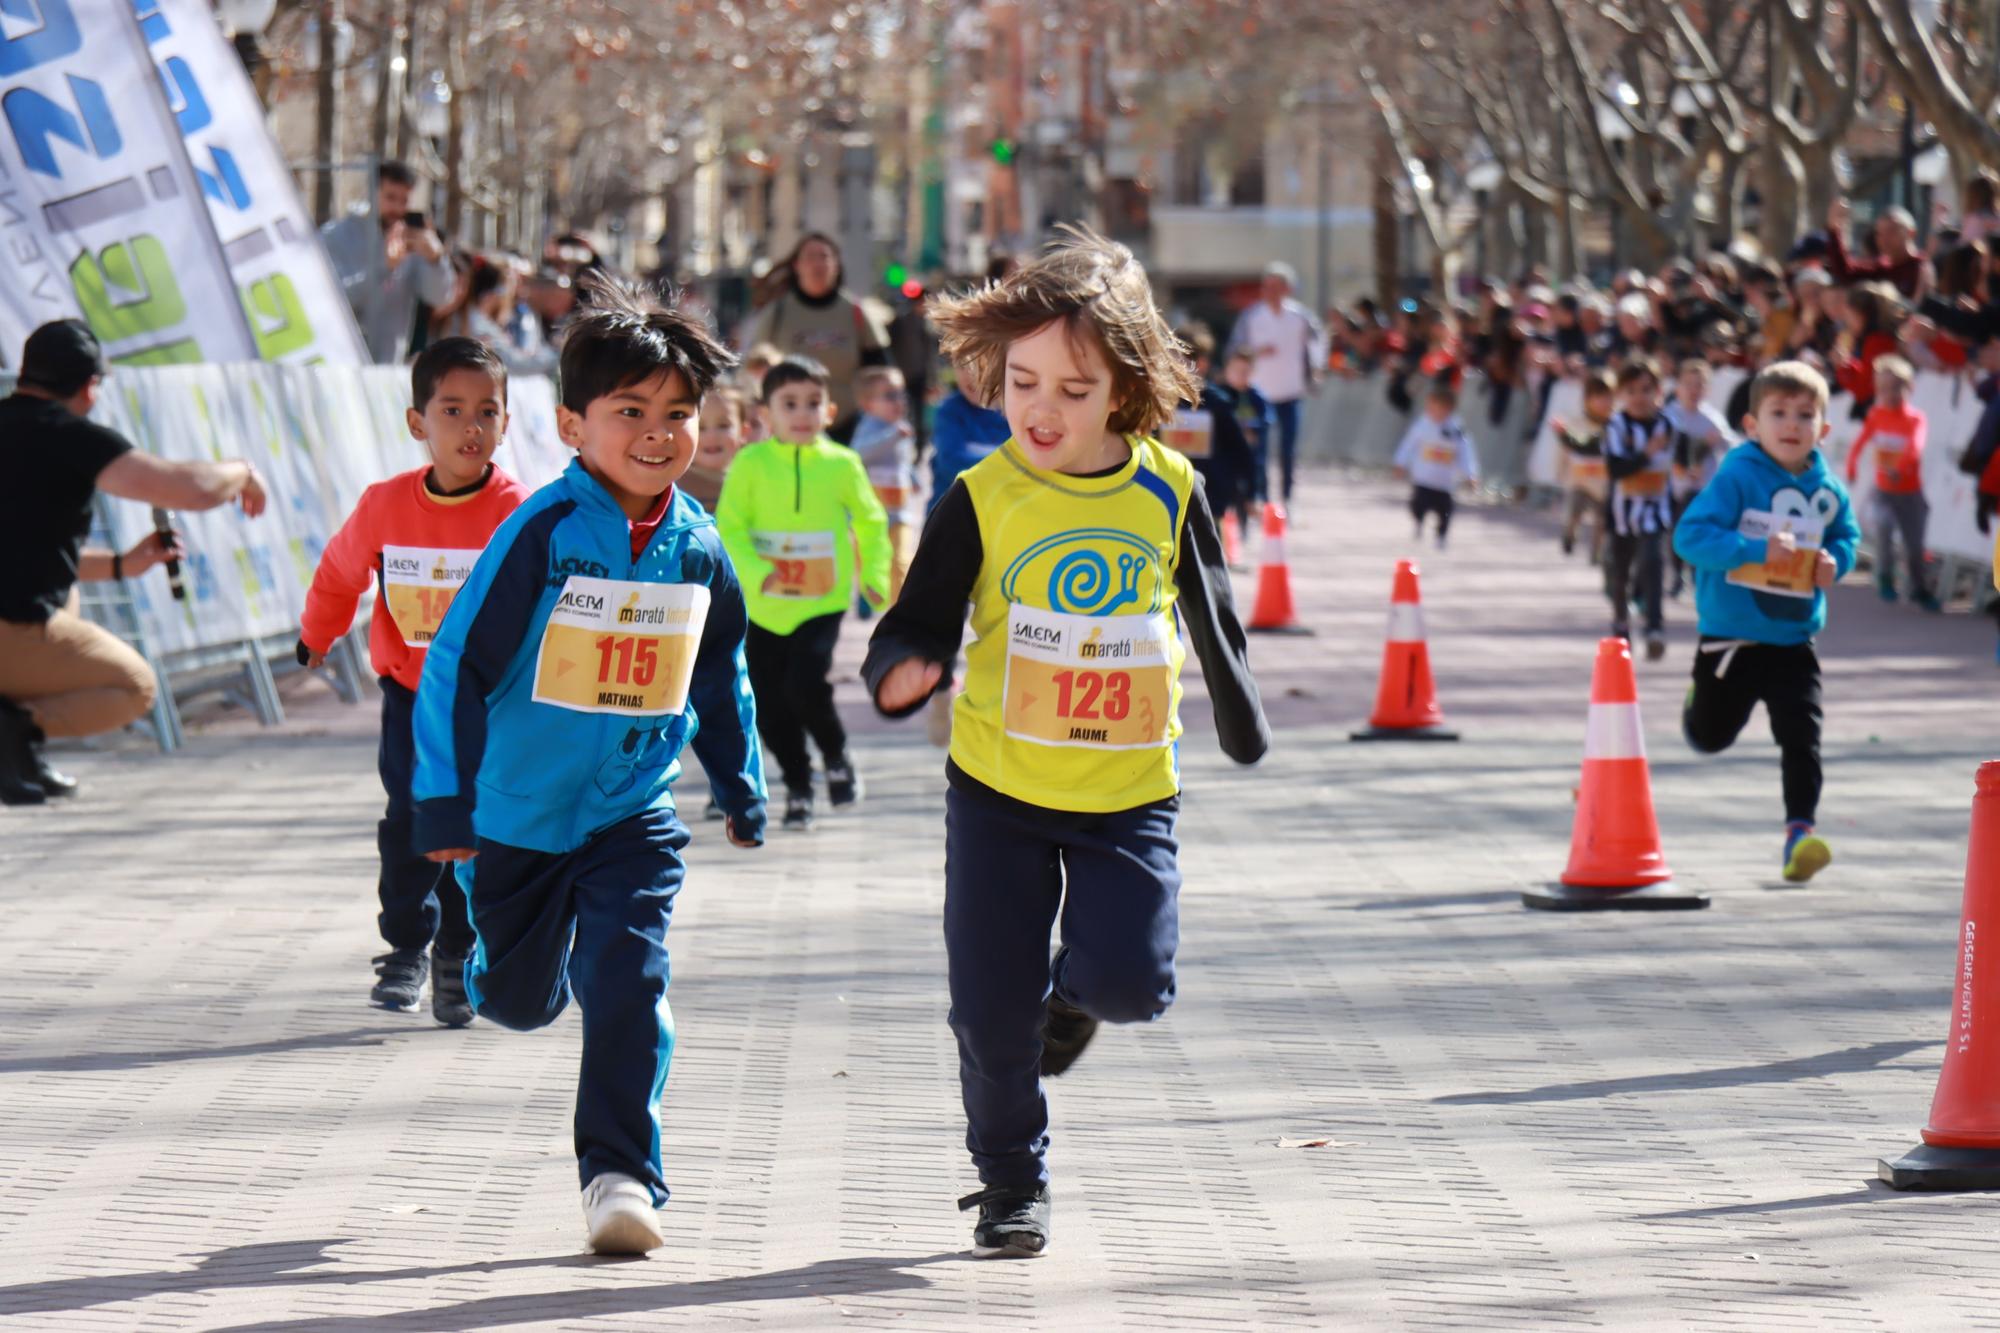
[1393,384,1481,548]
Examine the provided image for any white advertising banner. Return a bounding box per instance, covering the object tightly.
[0,0,256,367]
[135,0,365,364]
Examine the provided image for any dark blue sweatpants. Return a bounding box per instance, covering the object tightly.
[452,809,687,1204]
[944,779,1181,1191]
[378,679,473,956]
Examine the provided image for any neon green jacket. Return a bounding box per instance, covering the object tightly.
[714,436,891,634]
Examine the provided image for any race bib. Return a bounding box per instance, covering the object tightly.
[1420,444,1457,466]
[872,483,912,512]
[1569,459,1608,481]
[1726,510,1823,599]
[531,577,709,716]
[1876,443,1914,489]
[1161,409,1213,460]
[1620,467,1670,498]
[1002,603,1174,750]
[754,530,837,598]
[381,546,479,646]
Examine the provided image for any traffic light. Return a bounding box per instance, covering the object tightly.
[884,262,908,287]
[900,277,925,300]
[990,137,1016,165]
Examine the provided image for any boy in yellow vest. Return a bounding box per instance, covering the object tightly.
[863,228,1270,1258]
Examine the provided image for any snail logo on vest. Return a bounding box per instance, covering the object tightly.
[1001,528,1165,616]
[1757,485,1840,622]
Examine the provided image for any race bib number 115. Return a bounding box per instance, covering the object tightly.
[532,577,709,716]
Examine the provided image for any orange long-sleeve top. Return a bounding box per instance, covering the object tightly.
[1844,402,1927,495]
[299,464,531,691]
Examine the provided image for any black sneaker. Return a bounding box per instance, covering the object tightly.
[1039,994,1099,1077]
[783,790,816,831]
[431,950,473,1028]
[958,1185,1051,1258]
[1561,532,1575,556]
[825,759,862,809]
[370,948,428,1011]
[0,699,48,807]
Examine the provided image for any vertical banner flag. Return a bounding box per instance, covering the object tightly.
[136,0,365,364]
[0,0,257,366]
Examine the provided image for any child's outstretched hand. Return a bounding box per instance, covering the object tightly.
[1813,549,1838,588]
[877,657,943,713]
[725,817,762,850]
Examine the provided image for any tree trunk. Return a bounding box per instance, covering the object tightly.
[312,0,339,223]
[1798,138,1838,236]
[1758,137,1801,260]
[1373,125,1398,308]
[392,0,419,161]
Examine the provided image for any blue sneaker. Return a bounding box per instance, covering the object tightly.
[1783,823,1832,883]
[1915,592,1944,613]
[1878,578,1899,603]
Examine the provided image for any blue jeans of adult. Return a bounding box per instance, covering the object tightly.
[1270,396,1302,502]
[943,777,1181,1192]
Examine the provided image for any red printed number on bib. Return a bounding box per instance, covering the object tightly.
[754,530,837,598]
[382,546,479,646]
[1002,603,1173,749]
[532,577,709,716]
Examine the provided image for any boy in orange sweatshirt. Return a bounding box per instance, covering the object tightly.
[1844,355,1937,609]
[297,337,531,1024]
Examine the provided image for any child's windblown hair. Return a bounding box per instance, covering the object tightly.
[929,225,1201,437]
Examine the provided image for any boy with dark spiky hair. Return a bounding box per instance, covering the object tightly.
[411,277,765,1255]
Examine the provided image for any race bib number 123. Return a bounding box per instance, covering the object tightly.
[532,577,709,715]
[1002,603,1174,749]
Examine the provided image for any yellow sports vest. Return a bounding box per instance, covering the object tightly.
[953,436,1194,812]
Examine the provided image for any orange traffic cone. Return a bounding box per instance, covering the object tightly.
[1523,637,1708,911]
[1350,560,1457,742]
[1880,761,2000,1189]
[1221,507,1245,568]
[1246,502,1308,634]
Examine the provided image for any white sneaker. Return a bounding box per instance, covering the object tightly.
[582,1172,664,1255]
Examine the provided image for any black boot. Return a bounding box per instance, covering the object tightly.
[0,699,47,806]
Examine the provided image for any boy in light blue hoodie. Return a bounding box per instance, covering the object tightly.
[1673,360,1859,884]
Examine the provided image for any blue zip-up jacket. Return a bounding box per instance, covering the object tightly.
[929,391,1011,518]
[411,459,766,853]
[1673,441,1860,645]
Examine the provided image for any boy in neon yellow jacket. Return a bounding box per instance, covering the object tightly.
[714,356,890,831]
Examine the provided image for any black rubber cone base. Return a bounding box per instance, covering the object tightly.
[1522,881,1711,911]
[1350,725,1460,742]
[1877,1143,2000,1190]
[1247,624,1313,636]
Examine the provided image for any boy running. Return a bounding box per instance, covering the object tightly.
[714,356,890,830]
[297,337,530,1024]
[863,228,1269,1258]
[1662,356,1731,597]
[1602,357,1676,659]
[1673,360,1859,884]
[410,280,765,1254]
[1392,383,1480,548]
[1844,355,1936,609]
[1550,368,1615,560]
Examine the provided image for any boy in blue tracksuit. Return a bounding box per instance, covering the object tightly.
[411,279,765,1255]
[1673,360,1859,884]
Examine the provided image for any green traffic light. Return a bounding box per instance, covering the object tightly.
[990,138,1015,165]
[885,262,908,286]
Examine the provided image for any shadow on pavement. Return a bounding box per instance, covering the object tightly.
[0,1026,412,1075]
[1432,1038,1935,1105]
[0,1238,962,1325]
[1637,1182,1916,1220]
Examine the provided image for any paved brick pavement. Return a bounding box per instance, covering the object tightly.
[4,471,2000,1330]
